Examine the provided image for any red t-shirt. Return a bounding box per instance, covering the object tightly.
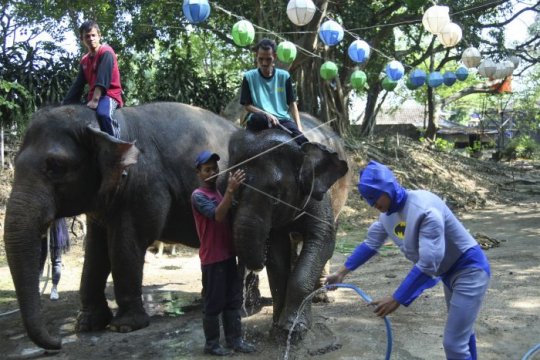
[191,187,235,265]
[80,44,123,106]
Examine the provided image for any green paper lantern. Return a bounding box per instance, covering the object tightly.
[350,70,367,91]
[277,41,297,63]
[382,77,398,91]
[232,20,255,47]
[320,61,338,80]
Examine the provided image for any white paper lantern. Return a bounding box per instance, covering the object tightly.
[502,60,515,77]
[286,0,317,26]
[437,22,462,48]
[493,63,507,79]
[422,5,450,35]
[477,59,497,78]
[508,55,520,69]
[461,47,481,68]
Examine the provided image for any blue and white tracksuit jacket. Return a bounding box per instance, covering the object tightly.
[346,190,490,360]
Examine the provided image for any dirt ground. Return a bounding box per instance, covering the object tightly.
[1,143,540,359]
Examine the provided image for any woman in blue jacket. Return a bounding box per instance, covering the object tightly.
[325,160,490,360]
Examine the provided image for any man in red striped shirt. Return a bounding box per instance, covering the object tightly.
[64,20,123,139]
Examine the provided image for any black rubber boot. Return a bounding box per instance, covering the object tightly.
[203,315,232,356]
[223,309,256,353]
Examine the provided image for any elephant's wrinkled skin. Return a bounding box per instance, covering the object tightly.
[228,114,350,339]
[3,103,237,350]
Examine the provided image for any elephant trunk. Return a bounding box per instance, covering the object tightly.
[4,191,61,350]
[233,210,270,271]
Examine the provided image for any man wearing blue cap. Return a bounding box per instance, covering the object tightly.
[325,160,490,360]
[191,150,255,356]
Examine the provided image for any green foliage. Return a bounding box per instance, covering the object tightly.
[465,140,483,156]
[502,135,540,160]
[419,136,455,152]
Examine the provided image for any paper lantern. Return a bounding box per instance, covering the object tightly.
[422,5,450,35]
[443,71,457,86]
[508,55,520,69]
[286,0,316,26]
[277,41,297,63]
[409,69,426,87]
[437,22,462,48]
[477,59,497,78]
[183,0,211,24]
[231,20,255,47]
[350,70,367,91]
[492,63,507,80]
[320,61,338,80]
[319,20,344,46]
[406,78,421,90]
[461,47,481,68]
[502,60,515,77]
[348,40,370,64]
[455,66,469,81]
[427,72,443,88]
[382,77,398,91]
[386,60,405,81]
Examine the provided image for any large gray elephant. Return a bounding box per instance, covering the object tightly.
[228,113,350,339]
[3,102,238,350]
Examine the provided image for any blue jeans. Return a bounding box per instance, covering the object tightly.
[96,96,120,138]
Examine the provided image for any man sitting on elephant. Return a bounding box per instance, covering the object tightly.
[240,38,308,145]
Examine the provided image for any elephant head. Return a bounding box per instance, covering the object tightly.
[228,129,348,271]
[3,105,138,349]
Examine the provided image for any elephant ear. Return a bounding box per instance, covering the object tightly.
[299,142,348,201]
[87,126,140,195]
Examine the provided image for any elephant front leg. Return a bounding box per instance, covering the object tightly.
[108,226,149,333]
[278,227,335,340]
[266,231,292,339]
[77,221,113,332]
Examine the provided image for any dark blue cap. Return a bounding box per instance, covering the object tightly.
[195,150,220,168]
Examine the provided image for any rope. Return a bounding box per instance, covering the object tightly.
[241,182,332,226]
[206,118,336,181]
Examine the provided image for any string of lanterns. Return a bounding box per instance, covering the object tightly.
[182,0,519,93]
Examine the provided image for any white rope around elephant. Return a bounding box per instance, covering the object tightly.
[241,182,332,226]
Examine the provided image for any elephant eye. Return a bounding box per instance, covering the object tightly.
[45,157,69,177]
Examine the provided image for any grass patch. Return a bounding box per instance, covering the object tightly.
[336,229,400,257]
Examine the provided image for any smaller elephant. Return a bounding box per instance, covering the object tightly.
[228,113,350,339]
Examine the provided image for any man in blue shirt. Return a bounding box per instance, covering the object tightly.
[240,38,308,145]
[325,161,490,360]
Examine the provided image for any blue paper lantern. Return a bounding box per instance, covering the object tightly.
[409,69,426,87]
[443,71,457,86]
[386,60,404,81]
[183,0,211,24]
[319,20,344,46]
[455,66,469,81]
[427,72,443,88]
[348,40,370,63]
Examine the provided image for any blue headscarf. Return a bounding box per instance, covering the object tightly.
[357,160,408,215]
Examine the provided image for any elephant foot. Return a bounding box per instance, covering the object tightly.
[76,306,113,332]
[109,308,150,333]
[312,292,334,304]
[270,322,307,345]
